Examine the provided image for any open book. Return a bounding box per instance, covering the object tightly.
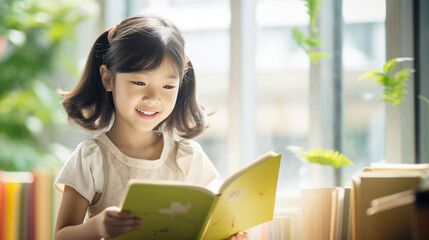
[111,151,281,240]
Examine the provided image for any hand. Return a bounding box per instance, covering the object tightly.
[94,206,143,239]
[228,231,248,240]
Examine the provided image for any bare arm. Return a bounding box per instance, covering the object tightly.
[54,185,143,240]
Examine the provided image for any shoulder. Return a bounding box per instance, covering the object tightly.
[165,134,218,186]
[177,137,204,154]
[166,134,205,159]
[54,136,106,202]
[72,138,103,162]
[59,136,106,176]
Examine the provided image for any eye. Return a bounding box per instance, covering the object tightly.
[163,85,176,89]
[132,81,145,86]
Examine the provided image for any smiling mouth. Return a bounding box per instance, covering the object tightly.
[136,109,159,119]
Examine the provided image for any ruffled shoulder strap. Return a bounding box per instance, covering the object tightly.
[175,137,219,186]
[54,138,106,203]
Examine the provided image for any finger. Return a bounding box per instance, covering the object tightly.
[237,233,248,240]
[106,208,135,218]
[105,223,143,238]
[108,218,144,227]
[234,232,248,240]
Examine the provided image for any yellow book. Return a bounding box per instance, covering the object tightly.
[5,182,21,240]
[112,151,281,240]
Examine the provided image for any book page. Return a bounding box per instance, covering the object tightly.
[219,151,278,193]
[113,181,215,240]
[200,153,281,239]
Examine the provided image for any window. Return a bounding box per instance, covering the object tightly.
[342,0,386,184]
[255,0,309,190]
[99,0,407,191]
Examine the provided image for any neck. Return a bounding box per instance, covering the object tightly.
[106,123,163,160]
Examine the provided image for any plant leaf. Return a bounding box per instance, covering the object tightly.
[301,148,352,168]
[358,58,414,105]
[358,70,384,81]
[288,146,352,168]
[292,28,305,44]
[383,57,413,73]
[309,51,329,63]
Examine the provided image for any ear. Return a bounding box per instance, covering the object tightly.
[100,64,113,92]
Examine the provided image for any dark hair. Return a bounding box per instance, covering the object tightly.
[62,15,207,138]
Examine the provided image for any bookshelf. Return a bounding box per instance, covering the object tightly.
[0,169,61,240]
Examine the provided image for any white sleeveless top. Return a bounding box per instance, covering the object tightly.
[54,133,218,219]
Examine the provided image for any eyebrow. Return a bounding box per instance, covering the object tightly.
[125,72,179,80]
[166,74,179,79]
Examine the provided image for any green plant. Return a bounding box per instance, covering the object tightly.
[292,0,329,63]
[0,0,93,171]
[288,146,352,168]
[358,57,414,105]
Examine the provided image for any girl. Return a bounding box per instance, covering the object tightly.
[54,15,247,240]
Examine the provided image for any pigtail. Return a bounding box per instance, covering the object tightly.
[61,31,114,130]
[162,60,208,139]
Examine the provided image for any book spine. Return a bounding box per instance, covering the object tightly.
[0,172,5,240]
[29,174,36,240]
[197,197,219,239]
[33,169,52,240]
[20,183,30,240]
[6,182,22,240]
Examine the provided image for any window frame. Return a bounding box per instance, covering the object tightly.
[385,0,416,164]
[414,0,429,163]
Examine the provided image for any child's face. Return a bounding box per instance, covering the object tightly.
[105,57,180,133]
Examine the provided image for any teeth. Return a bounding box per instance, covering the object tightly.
[137,109,156,115]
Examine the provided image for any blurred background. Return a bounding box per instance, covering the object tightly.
[3,1,429,239]
[0,0,421,192]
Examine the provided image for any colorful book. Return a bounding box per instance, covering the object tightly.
[19,182,32,240]
[28,174,36,240]
[0,172,33,240]
[32,168,52,240]
[112,151,282,240]
[0,171,5,240]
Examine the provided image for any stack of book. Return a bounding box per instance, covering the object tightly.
[352,163,429,240]
[0,169,61,240]
[300,163,429,240]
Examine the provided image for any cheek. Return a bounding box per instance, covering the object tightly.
[117,84,136,95]
[163,91,179,108]
[111,85,139,107]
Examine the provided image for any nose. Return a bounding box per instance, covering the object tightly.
[143,86,160,104]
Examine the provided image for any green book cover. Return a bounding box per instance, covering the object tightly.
[112,151,282,240]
